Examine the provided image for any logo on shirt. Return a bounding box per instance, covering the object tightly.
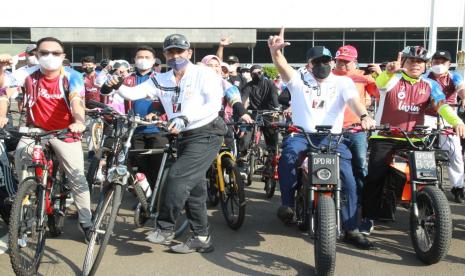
[397,91,406,100]
[312,99,325,109]
[398,101,420,113]
[38,87,64,100]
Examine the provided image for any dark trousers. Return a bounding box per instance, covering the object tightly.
[157,133,222,236]
[130,133,168,188]
[362,138,409,219]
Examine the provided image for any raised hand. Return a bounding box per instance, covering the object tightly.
[386,52,405,74]
[268,27,291,53]
[219,37,232,47]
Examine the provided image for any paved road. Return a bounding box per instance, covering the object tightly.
[1,179,465,276]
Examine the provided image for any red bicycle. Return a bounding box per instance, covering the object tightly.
[8,128,76,276]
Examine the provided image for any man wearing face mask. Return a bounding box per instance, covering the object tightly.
[0,37,92,243]
[424,50,465,203]
[124,46,168,190]
[269,28,377,249]
[240,64,280,166]
[81,56,101,105]
[104,34,225,254]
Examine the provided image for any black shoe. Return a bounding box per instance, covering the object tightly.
[344,230,374,250]
[451,187,465,203]
[277,205,294,225]
[170,235,214,254]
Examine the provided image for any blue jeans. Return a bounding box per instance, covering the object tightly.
[278,134,359,231]
[343,132,368,201]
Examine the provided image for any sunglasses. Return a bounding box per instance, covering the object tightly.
[37,50,64,57]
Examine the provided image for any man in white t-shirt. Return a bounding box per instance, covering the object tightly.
[268,28,376,249]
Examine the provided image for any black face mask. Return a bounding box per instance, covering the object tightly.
[251,72,262,82]
[312,63,331,79]
[84,67,94,74]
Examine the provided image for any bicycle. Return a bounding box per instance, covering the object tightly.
[82,103,187,276]
[206,133,246,230]
[273,122,362,276]
[374,124,453,264]
[7,128,73,276]
[132,133,189,235]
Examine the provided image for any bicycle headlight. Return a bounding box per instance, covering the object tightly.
[316,168,331,181]
[115,165,128,176]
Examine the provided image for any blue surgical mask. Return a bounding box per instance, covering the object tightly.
[167,58,189,71]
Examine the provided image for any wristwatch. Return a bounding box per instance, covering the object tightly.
[360,114,368,121]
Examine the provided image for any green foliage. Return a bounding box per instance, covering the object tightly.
[262,65,279,80]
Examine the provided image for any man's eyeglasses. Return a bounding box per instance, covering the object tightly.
[37,50,64,57]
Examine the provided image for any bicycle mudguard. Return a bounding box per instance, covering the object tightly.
[215,151,235,193]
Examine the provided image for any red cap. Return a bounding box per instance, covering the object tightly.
[335,45,358,61]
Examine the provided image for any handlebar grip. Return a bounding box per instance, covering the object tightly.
[87,100,108,109]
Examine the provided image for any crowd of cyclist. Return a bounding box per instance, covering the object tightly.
[0,27,464,257]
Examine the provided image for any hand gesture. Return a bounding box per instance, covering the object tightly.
[360,116,376,130]
[0,54,13,68]
[219,37,232,47]
[455,123,465,139]
[386,52,405,74]
[268,27,291,53]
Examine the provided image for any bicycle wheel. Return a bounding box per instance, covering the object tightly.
[220,157,246,230]
[314,194,337,276]
[86,149,109,194]
[133,183,149,227]
[9,177,47,276]
[410,185,452,264]
[247,149,255,187]
[82,184,122,276]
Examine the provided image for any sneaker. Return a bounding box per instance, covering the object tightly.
[344,230,374,250]
[451,187,464,204]
[277,205,294,225]
[78,223,93,244]
[359,219,374,236]
[170,235,214,254]
[146,228,174,245]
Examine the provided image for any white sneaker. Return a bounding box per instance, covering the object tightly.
[0,233,8,254]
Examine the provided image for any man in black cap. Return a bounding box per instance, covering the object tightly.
[268,28,376,249]
[239,64,280,171]
[106,33,225,254]
[425,50,465,203]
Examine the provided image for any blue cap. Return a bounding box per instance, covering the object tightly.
[306,46,332,62]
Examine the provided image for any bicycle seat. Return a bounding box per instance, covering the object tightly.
[315,125,332,131]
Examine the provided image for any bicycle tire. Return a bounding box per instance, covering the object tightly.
[314,194,337,276]
[82,184,122,276]
[133,184,149,227]
[220,157,246,230]
[410,186,452,264]
[247,151,255,187]
[9,177,47,276]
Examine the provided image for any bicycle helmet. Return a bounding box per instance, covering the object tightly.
[163,34,190,51]
[401,46,429,62]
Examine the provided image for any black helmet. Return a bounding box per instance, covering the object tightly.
[163,34,190,51]
[401,46,429,62]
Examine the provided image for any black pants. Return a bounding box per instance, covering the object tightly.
[130,133,168,188]
[157,133,223,236]
[362,138,409,219]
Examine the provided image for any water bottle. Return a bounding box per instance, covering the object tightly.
[135,173,152,198]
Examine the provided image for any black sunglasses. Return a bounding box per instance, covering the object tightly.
[37,50,64,57]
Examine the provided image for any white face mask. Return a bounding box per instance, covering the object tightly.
[431,64,448,75]
[39,54,63,70]
[135,58,155,71]
[27,55,39,65]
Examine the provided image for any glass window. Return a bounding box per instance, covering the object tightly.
[285,31,313,40]
[283,41,313,63]
[344,41,374,63]
[0,28,11,41]
[345,31,374,40]
[438,29,461,39]
[375,31,404,39]
[375,41,404,63]
[314,32,343,40]
[405,41,426,48]
[110,47,133,63]
[253,41,271,63]
[221,47,252,64]
[437,40,459,62]
[257,31,272,40]
[12,28,30,41]
[406,30,426,39]
[193,47,214,63]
